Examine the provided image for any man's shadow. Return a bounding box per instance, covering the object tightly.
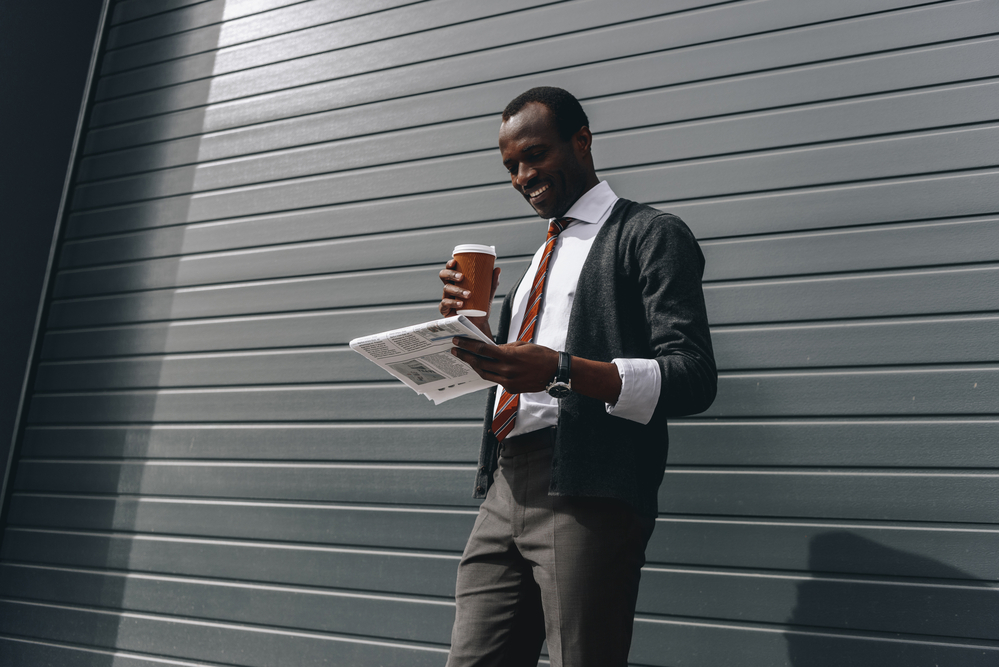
[786,531,996,666]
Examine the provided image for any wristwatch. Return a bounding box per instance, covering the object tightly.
[545,351,573,399]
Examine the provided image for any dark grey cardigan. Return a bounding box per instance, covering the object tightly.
[472,199,717,517]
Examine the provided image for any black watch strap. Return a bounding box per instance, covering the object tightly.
[556,351,571,384]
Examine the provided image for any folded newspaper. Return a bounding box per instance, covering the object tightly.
[349,315,498,404]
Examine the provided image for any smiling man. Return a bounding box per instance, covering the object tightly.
[439,87,717,666]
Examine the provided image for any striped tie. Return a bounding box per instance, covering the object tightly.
[491,218,571,442]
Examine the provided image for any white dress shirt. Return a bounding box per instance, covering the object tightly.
[496,181,662,438]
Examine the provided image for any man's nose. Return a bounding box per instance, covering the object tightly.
[514,165,536,187]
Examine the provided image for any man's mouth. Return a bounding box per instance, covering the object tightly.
[527,183,550,199]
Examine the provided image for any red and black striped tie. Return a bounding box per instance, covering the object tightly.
[491,218,570,442]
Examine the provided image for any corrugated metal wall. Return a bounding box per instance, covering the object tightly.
[2,0,997,664]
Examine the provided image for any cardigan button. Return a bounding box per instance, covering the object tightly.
[475,486,484,494]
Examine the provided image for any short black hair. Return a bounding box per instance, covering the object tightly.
[502,86,589,141]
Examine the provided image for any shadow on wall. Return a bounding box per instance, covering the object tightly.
[786,531,996,667]
[0,2,228,664]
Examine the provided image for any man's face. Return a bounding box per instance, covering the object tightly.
[498,102,591,219]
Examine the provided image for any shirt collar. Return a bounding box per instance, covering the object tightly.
[553,180,619,226]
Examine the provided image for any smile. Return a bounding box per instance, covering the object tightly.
[528,183,550,199]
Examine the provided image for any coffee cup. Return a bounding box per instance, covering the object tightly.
[451,244,496,317]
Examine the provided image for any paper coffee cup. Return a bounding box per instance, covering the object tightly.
[452,244,496,317]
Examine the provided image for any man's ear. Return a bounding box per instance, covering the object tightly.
[573,125,593,157]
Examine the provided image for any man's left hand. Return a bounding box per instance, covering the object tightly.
[451,338,558,394]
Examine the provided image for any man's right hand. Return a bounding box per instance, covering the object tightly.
[439,258,501,340]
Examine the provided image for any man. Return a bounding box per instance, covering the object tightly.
[438,87,716,666]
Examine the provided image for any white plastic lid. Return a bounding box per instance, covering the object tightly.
[452,244,496,257]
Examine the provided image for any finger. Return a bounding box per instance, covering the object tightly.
[439,298,464,314]
[451,347,503,376]
[439,268,464,284]
[451,344,501,367]
[443,284,471,299]
[452,337,493,357]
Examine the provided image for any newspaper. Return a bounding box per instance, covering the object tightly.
[349,315,498,404]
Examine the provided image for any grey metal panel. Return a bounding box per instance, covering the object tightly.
[0,637,230,667]
[40,303,448,359]
[52,211,999,299]
[19,424,481,461]
[666,418,999,467]
[111,0,218,25]
[56,213,536,283]
[83,30,999,160]
[84,0,994,176]
[106,0,307,50]
[66,124,999,236]
[1,564,457,645]
[77,110,497,186]
[665,168,999,239]
[14,460,476,507]
[702,215,999,280]
[649,518,999,581]
[660,469,999,522]
[0,600,449,667]
[25,385,485,424]
[712,314,999,369]
[65,183,518,242]
[99,0,557,97]
[104,0,433,74]
[88,0,979,129]
[71,80,999,217]
[66,181,517,239]
[705,264,999,325]
[627,617,999,667]
[3,528,462,596]
[45,258,528,329]
[638,566,999,640]
[34,347,389,389]
[78,66,999,187]
[706,366,998,416]
[7,494,478,550]
[54,219,542,297]
[111,0,203,25]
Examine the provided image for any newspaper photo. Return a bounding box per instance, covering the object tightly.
[349,315,498,404]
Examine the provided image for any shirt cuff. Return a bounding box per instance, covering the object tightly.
[605,358,662,425]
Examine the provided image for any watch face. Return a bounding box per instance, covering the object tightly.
[547,382,572,399]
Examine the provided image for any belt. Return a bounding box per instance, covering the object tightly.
[499,427,555,458]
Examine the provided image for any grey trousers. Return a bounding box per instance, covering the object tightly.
[446,445,655,667]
